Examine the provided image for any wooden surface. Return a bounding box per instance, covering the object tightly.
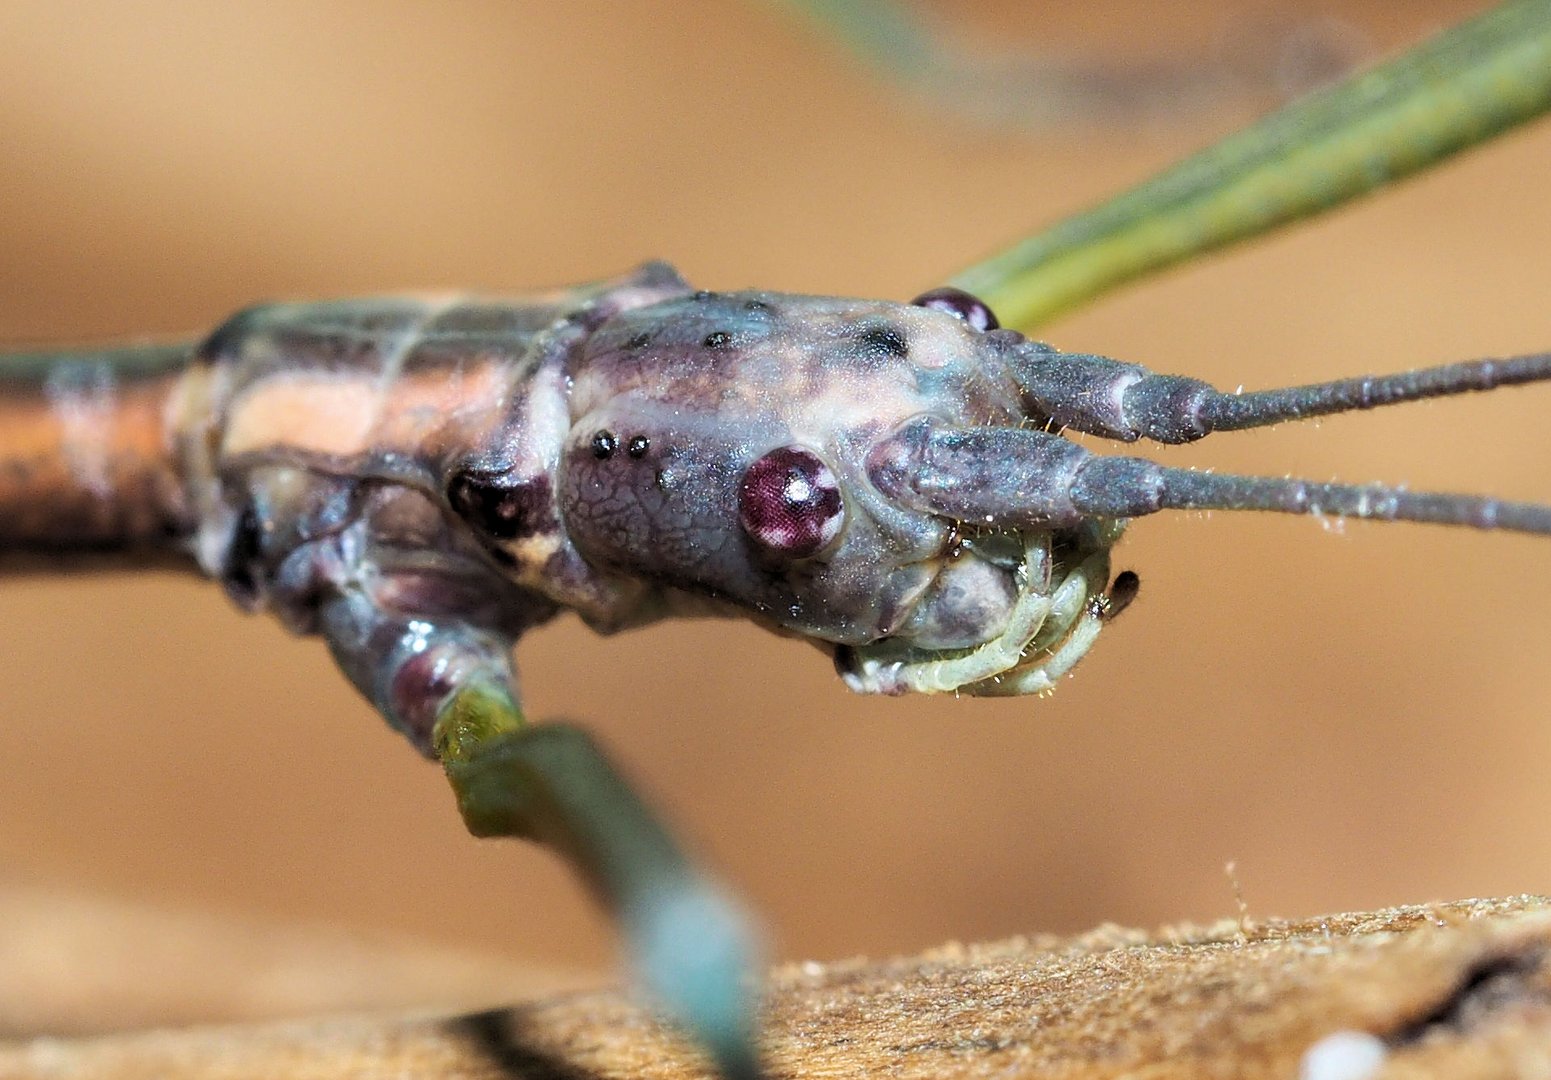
[0,883,589,1039]
[4,894,1550,1078]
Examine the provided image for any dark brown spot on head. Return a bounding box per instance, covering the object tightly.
[624,332,651,350]
[220,501,265,606]
[447,472,553,540]
[856,324,909,359]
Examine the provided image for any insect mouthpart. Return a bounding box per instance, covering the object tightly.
[834,519,1128,696]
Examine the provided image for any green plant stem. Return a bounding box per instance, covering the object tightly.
[951,0,1551,332]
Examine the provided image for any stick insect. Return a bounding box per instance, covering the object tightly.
[4,3,1551,1078]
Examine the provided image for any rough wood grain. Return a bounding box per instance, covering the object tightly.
[4,895,1550,1079]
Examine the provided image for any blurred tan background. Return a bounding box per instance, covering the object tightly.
[1,0,1549,1020]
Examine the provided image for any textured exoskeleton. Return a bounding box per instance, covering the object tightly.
[172,263,1141,735]
[11,259,1548,733]
[187,261,1551,715]
[5,261,1550,1078]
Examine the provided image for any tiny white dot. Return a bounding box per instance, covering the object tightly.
[1300,1030,1387,1080]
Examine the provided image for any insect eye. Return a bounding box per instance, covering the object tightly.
[909,286,1000,332]
[447,471,530,540]
[738,446,845,559]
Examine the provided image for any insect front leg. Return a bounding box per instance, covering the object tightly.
[316,590,763,1080]
[961,549,1121,697]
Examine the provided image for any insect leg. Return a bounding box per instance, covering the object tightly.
[963,551,1113,697]
[1023,550,1109,656]
[1010,342,1551,444]
[316,593,762,1080]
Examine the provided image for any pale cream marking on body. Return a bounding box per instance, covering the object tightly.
[508,532,563,588]
[372,363,510,451]
[517,363,572,476]
[223,376,380,458]
[365,296,464,450]
[165,363,233,575]
[221,297,511,462]
[904,319,964,370]
[44,360,116,500]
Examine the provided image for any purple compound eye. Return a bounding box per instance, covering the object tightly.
[910,286,1000,332]
[738,446,845,559]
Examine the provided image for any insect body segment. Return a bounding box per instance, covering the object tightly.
[6,262,1551,1077]
[0,343,195,564]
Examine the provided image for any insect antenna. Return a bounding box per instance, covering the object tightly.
[874,421,1551,539]
[1063,453,1551,536]
[1010,343,1551,445]
[1191,351,1551,434]
[1143,467,1551,535]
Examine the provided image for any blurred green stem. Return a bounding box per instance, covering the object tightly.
[951,0,1551,332]
[434,689,762,1080]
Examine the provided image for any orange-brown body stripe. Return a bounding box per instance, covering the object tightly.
[220,361,510,464]
[0,348,195,562]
